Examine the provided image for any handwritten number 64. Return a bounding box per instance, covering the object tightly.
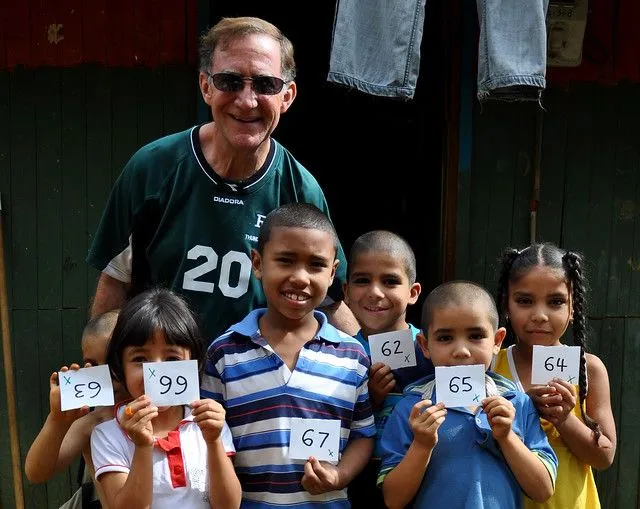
[381,340,403,356]
[302,429,330,448]
[159,375,188,395]
[544,356,567,372]
[74,381,102,399]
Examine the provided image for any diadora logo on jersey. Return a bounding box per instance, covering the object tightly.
[213,196,245,205]
[225,183,239,192]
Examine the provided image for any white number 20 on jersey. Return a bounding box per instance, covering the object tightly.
[182,245,251,298]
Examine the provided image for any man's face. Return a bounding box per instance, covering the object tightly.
[199,33,296,153]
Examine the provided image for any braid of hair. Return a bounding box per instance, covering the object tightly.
[496,249,520,342]
[563,250,602,442]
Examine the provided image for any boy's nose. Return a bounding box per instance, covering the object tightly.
[289,267,310,286]
[452,343,471,358]
[367,284,385,299]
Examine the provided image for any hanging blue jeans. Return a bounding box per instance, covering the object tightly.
[476,0,549,103]
[327,0,426,100]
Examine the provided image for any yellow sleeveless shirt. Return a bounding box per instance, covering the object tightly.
[493,346,600,509]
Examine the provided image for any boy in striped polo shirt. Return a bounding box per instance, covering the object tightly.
[201,203,376,509]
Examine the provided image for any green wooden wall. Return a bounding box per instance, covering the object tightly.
[0,66,196,508]
[456,83,640,509]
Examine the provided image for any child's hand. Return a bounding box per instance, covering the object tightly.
[410,399,446,450]
[301,456,340,495]
[191,399,226,444]
[482,396,515,440]
[529,379,576,426]
[368,362,396,406]
[49,364,91,424]
[121,395,157,447]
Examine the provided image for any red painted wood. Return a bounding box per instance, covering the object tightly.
[186,0,197,67]
[58,0,83,66]
[134,0,161,67]
[547,0,616,86]
[31,0,60,67]
[4,1,31,68]
[106,0,135,67]
[82,0,107,64]
[616,0,640,83]
[160,0,186,65]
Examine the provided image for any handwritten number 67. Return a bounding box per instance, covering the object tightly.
[302,429,330,448]
[159,375,188,395]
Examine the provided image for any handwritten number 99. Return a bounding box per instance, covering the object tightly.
[159,375,188,395]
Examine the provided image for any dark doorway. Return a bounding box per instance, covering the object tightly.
[206,1,447,324]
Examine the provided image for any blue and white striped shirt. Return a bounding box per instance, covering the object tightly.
[201,309,376,509]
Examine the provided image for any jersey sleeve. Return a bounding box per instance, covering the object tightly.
[377,396,415,486]
[91,421,131,479]
[519,395,558,487]
[86,147,165,274]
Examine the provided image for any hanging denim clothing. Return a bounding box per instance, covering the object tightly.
[327,0,426,100]
[476,0,549,103]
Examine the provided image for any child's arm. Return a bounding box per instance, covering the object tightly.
[483,396,554,502]
[382,400,446,509]
[301,437,373,495]
[96,396,157,509]
[25,366,91,483]
[191,399,241,509]
[532,354,616,469]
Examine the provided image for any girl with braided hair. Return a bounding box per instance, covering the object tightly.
[492,243,616,509]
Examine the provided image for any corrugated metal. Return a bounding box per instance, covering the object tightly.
[0,66,196,508]
[456,83,640,508]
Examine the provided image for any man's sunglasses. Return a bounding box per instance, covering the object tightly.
[207,72,288,95]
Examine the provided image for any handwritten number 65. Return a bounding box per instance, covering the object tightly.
[159,375,188,395]
[449,376,472,393]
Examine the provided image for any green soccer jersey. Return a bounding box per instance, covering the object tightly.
[87,126,347,343]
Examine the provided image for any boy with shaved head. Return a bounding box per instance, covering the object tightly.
[378,281,558,509]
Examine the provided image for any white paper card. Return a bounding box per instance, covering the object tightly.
[59,365,114,411]
[289,418,341,462]
[143,360,200,407]
[531,345,581,385]
[368,329,416,370]
[435,364,486,407]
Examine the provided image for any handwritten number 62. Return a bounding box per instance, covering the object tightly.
[159,375,188,395]
[381,340,403,356]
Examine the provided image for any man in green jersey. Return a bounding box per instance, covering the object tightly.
[87,16,357,342]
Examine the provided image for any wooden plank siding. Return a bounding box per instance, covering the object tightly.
[456,83,640,508]
[0,66,196,507]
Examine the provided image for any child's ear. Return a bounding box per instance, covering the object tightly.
[408,282,421,305]
[251,249,263,280]
[417,331,430,359]
[493,327,507,354]
[342,281,350,305]
[330,259,339,282]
